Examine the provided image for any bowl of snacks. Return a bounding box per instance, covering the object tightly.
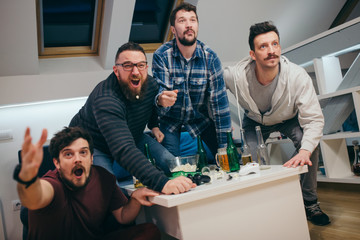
[167,155,199,177]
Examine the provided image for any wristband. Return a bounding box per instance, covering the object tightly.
[13,164,38,188]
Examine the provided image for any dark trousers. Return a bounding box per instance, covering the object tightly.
[104,223,161,240]
[242,115,319,202]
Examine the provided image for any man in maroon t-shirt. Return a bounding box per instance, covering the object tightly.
[15,126,161,240]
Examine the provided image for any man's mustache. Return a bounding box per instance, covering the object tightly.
[71,163,85,174]
[265,54,279,60]
[184,29,195,35]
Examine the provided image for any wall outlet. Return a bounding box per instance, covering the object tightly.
[0,129,13,141]
[12,200,21,211]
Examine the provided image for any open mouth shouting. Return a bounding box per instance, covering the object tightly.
[72,165,85,179]
[131,78,141,88]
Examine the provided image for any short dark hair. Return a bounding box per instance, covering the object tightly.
[115,42,146,63]
[248,21,280,51]
[170,2,198,27]
[49,127,94,160]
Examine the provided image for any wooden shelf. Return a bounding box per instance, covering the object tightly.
[318,86,360,101]
[322,131,360,140]
[317,172,360,184]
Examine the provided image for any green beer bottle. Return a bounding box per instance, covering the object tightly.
[144,143,156,166]
[196,135,208,172]
[134,143,156,188]
[226,131,240,172]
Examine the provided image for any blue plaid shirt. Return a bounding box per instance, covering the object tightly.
[152,39,231,147]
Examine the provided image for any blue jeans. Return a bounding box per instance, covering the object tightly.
[242,115,319,202]
[160,122,218,163]
[179,132,215,162]
[93,132,174,182]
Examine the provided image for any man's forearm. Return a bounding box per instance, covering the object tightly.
[17,179,54,210]
[118,198,141,224]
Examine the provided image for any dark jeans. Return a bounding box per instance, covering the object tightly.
[242,115,319,202]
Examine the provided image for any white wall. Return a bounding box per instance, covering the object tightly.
[0,99,86,240]
[0,0,348,239]
[0,0,137,238]
[0,0,39,76]
[197,0,346,64]
[0,0,136,106]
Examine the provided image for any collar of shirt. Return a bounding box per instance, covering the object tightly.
[172,39,205,61]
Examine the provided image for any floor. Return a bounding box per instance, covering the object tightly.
[308,182,360,240]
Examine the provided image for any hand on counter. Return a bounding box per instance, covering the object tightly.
[131,187,160,207]
[283,149,312,168]
[161,176,196,195]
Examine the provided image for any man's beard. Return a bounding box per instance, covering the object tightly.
[178,31,197,46]
[118,77,148,102]
[58,167,91,191]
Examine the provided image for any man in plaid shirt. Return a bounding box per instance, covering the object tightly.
[152,2,231,158]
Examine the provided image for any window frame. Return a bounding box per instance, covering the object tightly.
[140,0,184,53]
[36,0,104,58]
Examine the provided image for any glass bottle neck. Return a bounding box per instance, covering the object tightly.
[227,131,234,146]
[354,145,360,163]
[240,130,248,146]
[256,129,265,145]
[197,136,204,148]
[144,144,154,163]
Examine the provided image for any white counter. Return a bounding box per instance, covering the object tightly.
[122,165,310,240]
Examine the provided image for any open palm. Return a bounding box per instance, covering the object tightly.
[19,128,48,181]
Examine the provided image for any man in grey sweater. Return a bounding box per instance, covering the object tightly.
[224,21,330,226]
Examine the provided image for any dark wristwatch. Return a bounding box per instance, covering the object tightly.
[13,164,38,188]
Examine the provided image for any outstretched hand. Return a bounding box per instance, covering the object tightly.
[19,128,48,182]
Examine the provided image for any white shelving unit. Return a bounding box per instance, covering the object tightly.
[318,86,360,184]
[282,18,360,184]
[320,131,360,184]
